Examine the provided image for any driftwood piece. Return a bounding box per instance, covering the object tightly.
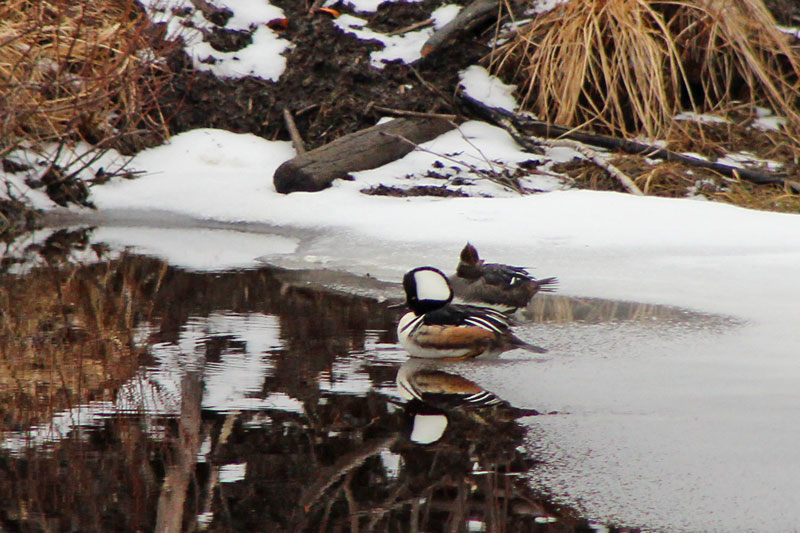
[273,117,455,193]
[421,0,500,58]
[460,93,798,190]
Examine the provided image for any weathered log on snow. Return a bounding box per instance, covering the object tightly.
[273,117,455,193]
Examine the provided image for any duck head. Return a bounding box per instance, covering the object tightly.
[403,266,453,314]
[456,242,484,280]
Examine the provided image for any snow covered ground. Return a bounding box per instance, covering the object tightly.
[3,0,800,530]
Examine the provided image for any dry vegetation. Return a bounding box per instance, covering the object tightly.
[0,0,173,156]
[0,0,177,237]
[488,0,800,210]
[494,0,800,141]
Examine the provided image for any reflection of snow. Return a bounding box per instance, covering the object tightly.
[318,332,405,396]
[0,403,116,453]
[318,357,374,396]
[1,310,404,454]
[145,313,291,412]
[380,450,401,479]
[219,462,247,483]
[1,312,296,453]
[93,227,298,272]
[2,228,122,275]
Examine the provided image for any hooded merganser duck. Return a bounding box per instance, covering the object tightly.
[397,266,547,359]
[450,243,558,312]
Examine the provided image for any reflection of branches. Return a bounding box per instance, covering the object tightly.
[154,371,203,533]
[298,434,399,513]
[343,470,360,533]
[364,479,410,530]
[198,412,239,530]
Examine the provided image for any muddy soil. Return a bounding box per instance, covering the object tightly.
[159,0,489,149]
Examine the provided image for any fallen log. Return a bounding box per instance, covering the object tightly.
[273,117,455,193]
[420,0,500,58]
[460,92,799,190]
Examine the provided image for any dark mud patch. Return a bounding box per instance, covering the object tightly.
[361,184,470,197]
[157,0,488,149]
[205,27,252,53]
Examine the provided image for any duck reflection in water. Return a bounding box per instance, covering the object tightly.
[396,358,540,445]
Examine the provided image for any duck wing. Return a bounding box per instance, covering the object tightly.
[422,304,510,333]
[482,263,533,286]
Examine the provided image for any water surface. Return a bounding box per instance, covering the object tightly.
[0,229,736,531]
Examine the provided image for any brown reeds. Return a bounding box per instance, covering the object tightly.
[0,0,175,155]
[492,0,800,143]
[0,253,157,432]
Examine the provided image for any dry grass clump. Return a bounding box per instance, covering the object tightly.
[0,0,174,156]
[715,179,800,210]
[493,0,800,143]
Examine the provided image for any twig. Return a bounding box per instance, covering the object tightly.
[406,64,454,110]
[295,103,319,116]
[299,435,398,512]
[370,105,457,120]
[383,131,526,194]
[343,471,360,533]
[469,106,641,193]
[283,108,306,155]
[386,18,434,36]
[549,139,644,195]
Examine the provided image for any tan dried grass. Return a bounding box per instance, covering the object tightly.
[0,0,173,154]
[0,256,157,431]
[493,0,800,142]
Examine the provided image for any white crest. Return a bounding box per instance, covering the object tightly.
[414,268,452,301]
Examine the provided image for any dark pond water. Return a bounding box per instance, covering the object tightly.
[0,230,671,532]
